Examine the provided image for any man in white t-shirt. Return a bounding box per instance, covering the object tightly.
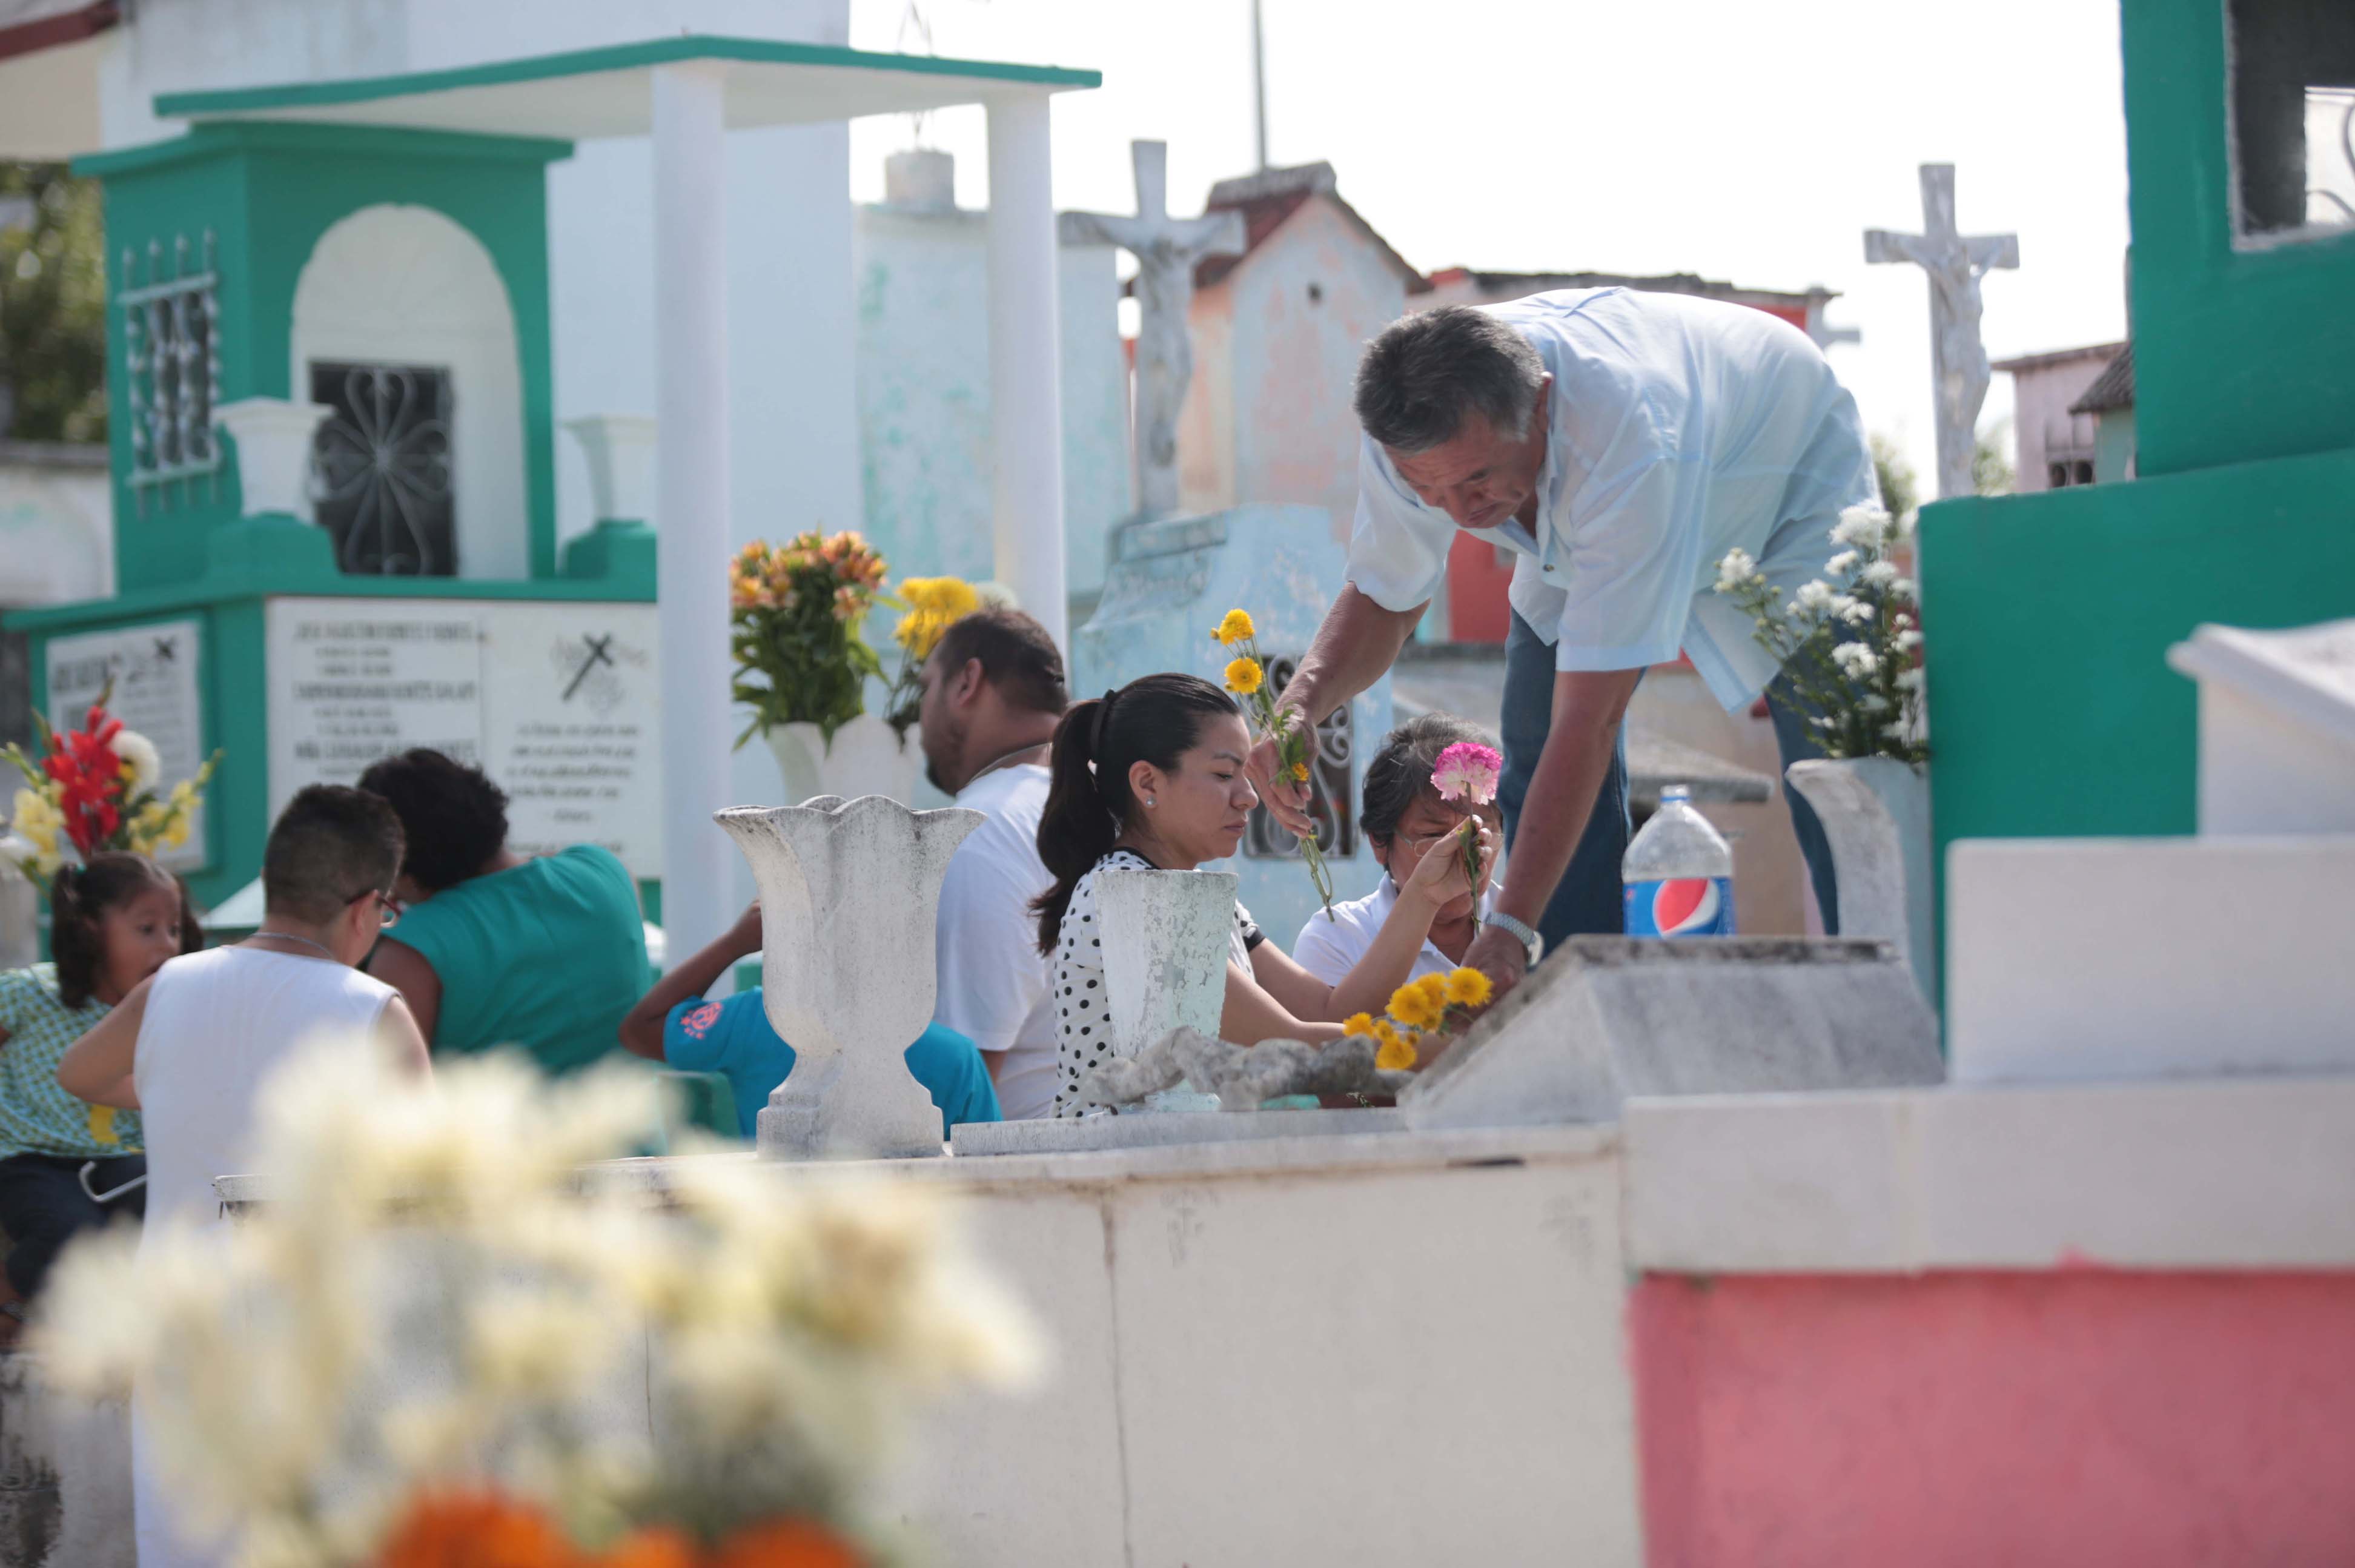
[915,608,1067,1120]
[1248,289,1880,998]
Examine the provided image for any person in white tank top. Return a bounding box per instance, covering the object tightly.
[57,785,431,1568]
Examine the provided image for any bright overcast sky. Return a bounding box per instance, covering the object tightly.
[846,0,2131,497]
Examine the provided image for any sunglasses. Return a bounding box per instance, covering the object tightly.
[346,885,406,928]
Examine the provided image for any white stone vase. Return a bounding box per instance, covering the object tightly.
[1096,867,1237,1050]
[563,414,658,524]
[215,397,334,520]
[1785,756,1936,1009]
[716,795,983,1159]
[1096,867,1239,1113]
[763,713,925,808]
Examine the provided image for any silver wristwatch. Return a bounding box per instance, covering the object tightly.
[1485,910,1543,968]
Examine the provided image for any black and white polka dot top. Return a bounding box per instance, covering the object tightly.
[1050,848,1263,1118]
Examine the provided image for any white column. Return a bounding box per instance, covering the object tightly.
[984,95,1068,650]
[652,62,734,973]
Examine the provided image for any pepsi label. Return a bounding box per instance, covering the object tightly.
[1625,876,1737,938]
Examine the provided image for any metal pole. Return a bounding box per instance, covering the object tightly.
[1251,0,1270,171]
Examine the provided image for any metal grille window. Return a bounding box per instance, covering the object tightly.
[121,233,222,507]
[1242,654,1358,862]
[2227,0,2355,241]
[310,362,457,577]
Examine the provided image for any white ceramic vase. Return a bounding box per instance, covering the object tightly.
[763,712,926,808]
[716,795,984,1159]
[1785,756,1936,1009]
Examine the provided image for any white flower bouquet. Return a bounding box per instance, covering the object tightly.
[35,1046,1041,1568]
[1714,504,1929,767]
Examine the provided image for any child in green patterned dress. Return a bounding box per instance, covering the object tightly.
[0,853,199,1302]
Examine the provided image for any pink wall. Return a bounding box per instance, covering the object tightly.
[1630,1270,2355,1568]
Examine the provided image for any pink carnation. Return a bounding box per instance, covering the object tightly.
[1431,741,1503,806]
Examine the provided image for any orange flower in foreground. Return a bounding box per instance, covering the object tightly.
[377,1491,580,1568]
[706,1520,863,1568]
[594,1529,698,1568]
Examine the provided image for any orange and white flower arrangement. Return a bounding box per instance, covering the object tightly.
[1212,607,1336,919]
[35,1045,1040,1568]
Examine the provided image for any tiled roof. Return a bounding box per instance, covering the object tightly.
[1193,160,1427,293]
[2069,343,2136,415]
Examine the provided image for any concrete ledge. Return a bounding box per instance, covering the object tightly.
[1947,836,2355,1083]
[1625,1074,2355,1272]
[950,1108,1403,1157]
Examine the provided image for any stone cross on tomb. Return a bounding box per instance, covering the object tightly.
[1865,163,2019,500]
[1061,141,1245,520]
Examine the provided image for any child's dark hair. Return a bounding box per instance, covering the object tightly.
[1031,672,1239,954]
[50,853,197,1010]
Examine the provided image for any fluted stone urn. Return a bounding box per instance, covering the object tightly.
[716,795,983,1159]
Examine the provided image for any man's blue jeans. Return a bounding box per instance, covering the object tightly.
[1497,610,1841,954]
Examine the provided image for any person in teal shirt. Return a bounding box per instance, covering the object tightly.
[619,901,998,1141]
[360,749,649,1076]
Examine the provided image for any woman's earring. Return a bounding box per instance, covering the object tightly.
[1145,796,1157,807]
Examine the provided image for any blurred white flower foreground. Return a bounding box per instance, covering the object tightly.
[31,1042,1042,1568]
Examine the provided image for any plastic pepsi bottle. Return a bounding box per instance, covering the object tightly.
[1623,785,1737,937]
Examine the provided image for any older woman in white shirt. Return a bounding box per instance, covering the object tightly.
[1293,714,1502,987]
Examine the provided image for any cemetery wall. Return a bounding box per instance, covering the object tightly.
[1630,1269,2355,1567]
[850,204,1130,605]
[1914,443,2355,969]
[2121,0,2355,479]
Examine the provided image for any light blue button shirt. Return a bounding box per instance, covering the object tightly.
[1346,287,1878,712]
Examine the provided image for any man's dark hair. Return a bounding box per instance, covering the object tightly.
[1360,712,1498,849]
[262,785,406,924]
[356,749,509,893]
[929,607,1069,716]
[1354,305,1547,454]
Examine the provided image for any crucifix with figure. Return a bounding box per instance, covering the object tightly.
[1062,141,1244,520]
[1866,163,2019,500]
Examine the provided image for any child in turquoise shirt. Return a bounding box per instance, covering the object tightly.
[619,902,998,1142]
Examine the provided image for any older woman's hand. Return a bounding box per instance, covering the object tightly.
[1399,817,1497,907]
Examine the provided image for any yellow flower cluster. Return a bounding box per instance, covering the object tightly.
[1213,608,1256,646]
[892,577,983,660]
[1353,967,1499,1074]
[8,787,62,875]
[1223,657,1264,696]
[127,778,201,856]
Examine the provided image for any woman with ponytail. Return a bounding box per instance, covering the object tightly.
[0,853,197,1305]
[1032,673,1494,1117]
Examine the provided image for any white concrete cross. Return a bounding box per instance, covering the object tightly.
[1062,141,1244,519]
[1865,164,2019,500]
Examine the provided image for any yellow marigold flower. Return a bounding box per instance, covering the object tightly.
[1386,982,1439,1030]
[1224,657,1264,696]
[1214,608,1256,646]
[1445,967,1494,1008]
[1416,971,1452,1007]
[1370,1018,1403,1050]
[1340,1012,1375,1037]
[1289,761,1310,783]
[1375,1031,1419,1072]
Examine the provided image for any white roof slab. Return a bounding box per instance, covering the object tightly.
[2168,618,2355,750]
[151,35,1101,141]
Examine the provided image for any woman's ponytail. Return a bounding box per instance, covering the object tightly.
[1032,695,1119,954]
